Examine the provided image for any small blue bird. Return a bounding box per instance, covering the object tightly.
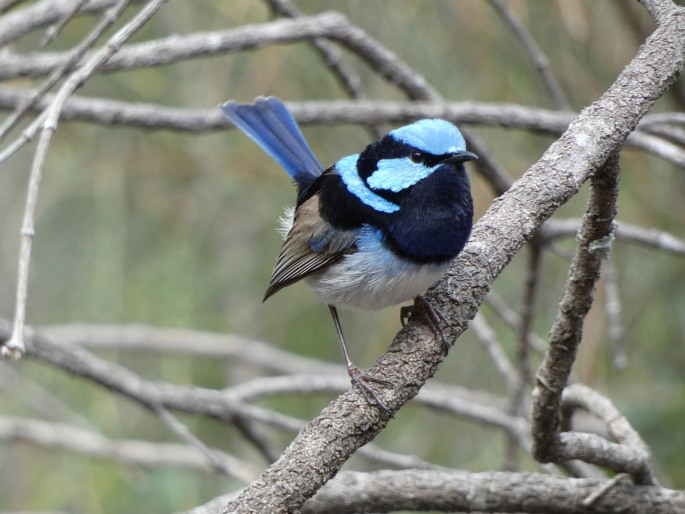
[220,97,476,410]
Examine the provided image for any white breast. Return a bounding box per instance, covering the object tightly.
[304,228,450,310]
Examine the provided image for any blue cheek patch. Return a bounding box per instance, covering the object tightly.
[367,157,433,192]
[337,154,400,214]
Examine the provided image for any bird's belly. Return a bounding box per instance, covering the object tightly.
[305,246,450,311]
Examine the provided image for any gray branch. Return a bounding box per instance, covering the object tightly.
[189,470,685,514]
[531,151,622,468]
[0,12,439,100]
[0,415,258,482]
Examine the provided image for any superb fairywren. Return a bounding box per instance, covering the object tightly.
[220,97,476,410]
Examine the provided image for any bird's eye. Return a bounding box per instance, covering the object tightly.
[409,151,425,164]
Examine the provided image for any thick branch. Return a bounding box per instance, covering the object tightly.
[0,13,439,100]
[563,384,657,485]
[304,470,685,514]
[191,470,685,514]
[1,88,683,170]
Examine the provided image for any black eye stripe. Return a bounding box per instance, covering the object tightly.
[416,152,451,167]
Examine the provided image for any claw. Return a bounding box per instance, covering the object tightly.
[346,364,394,416]
[401,296,452,355]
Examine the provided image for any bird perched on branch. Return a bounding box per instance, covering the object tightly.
[220,97,476,412]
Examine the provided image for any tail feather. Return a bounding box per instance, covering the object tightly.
[220,96,323,188]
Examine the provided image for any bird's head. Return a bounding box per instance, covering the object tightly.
[356,119,477,196]
[332,119,477,217]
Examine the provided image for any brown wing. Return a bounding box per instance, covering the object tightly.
[263,194,358,301]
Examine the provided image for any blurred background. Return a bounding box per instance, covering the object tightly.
[1,1,684,512]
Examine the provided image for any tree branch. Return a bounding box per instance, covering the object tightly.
[0,416,258,482]
[191,470,685,514]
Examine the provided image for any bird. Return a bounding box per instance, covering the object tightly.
[220,96,476,411]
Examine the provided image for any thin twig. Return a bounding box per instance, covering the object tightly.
[468,313,519,392]
[489,0,571,110]
[153,405,240,478]
[0,0,133,141]
[541,218,685,257]
[266,0,385,139]
[2,0,169,359]
[265,1,360,98]
[484,292,548,355]
[563,383,657,485]
[0,320,447,471]
[0,0,123,47]
[582,473,630,507]
[0,415,258,482]
[41,0,89,46]
[38,322,344,375]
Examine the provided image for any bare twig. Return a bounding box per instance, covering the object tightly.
[0,0,134,153]
[38,322,343,375]
[563,383,657,485]
[153,405,242,478]
[484,292,548,355]
[0,320,449,471]
[265,0,363,100]
[542,218,685,257]
[514,244,540,389]
[503,242,541,470]
[582,473,630,507]
[7,319,528,446]
[1,88,683,170]
[0,0,123,46]
[489,0,571,110]
[1,13,439,99]
[0,0,133,143]
[41,0,89,46]
[0,415,258,482]
[2,0,169,359]
[468,313,519,392]
[531,152,625,472]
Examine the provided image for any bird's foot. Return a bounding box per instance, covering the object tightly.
[400,295,451,355]
[346,363,394,416]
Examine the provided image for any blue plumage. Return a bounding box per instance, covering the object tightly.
[220,97,322,188]
[389,119,466,155]
[221,96,477,411]
[336,154,400,213]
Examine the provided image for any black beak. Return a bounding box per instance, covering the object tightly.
[443,150,478,164]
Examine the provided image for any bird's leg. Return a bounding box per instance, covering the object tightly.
[328,305,393,414]
[400,295,451,355]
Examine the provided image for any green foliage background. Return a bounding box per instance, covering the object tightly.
[1,1,684,512]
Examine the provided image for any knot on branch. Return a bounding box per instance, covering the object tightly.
[587,221,617,259]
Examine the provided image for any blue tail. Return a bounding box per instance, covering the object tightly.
[220,97,323,189]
